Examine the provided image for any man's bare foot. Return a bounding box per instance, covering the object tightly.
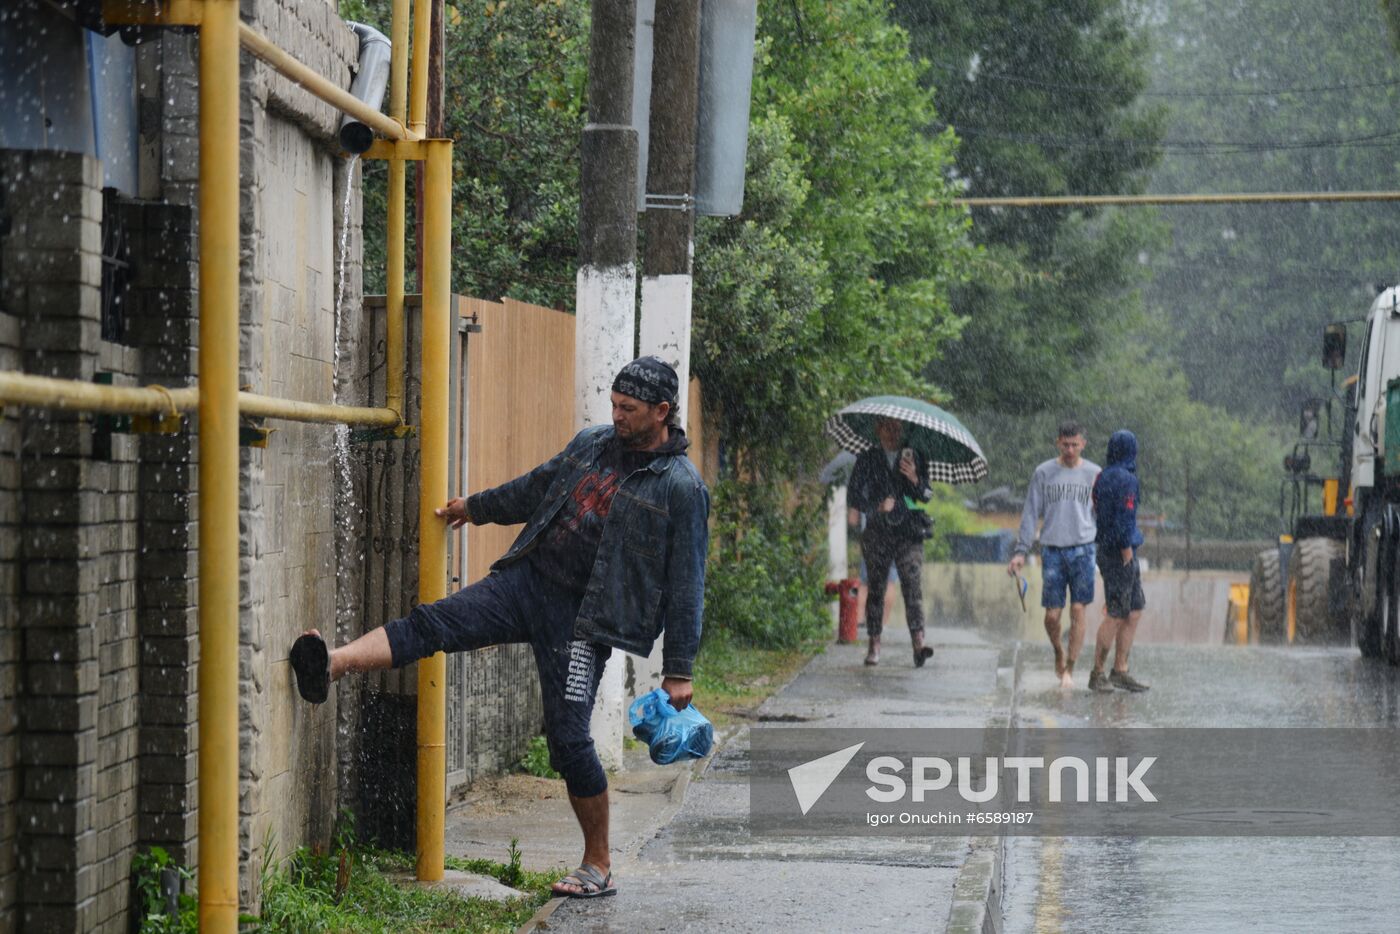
[1059,670,1075,691]
[552,863,615,898]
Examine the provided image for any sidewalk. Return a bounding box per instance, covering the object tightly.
[443,620,1015,934]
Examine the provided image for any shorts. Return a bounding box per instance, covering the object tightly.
[1041,544,1096,608]
[384,558,612,798]
[1098,553,1147,619]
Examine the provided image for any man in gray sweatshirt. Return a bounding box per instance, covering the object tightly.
[1006,422,1100,689]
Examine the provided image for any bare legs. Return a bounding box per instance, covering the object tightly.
[1092,609,1143,675]
[1044,604,1087,688]
[552,791,611,894]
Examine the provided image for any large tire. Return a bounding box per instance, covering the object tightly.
[1287,538,1346,644]
[1354,505,1385,660]
[1248,549,1285,644]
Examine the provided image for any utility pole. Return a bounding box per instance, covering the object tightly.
[577,0,639,771]
[633,0,702,701]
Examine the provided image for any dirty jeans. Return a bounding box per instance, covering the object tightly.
[861,534,925,638]
[383,559,612,798]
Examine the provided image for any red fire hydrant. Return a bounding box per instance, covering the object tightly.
[824,578,861,644]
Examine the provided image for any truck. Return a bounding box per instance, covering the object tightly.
[1248,286,1400,663]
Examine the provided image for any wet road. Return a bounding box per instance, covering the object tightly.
[1003,642,1400,933]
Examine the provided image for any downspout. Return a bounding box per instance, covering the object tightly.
[338,23,392,155]
[84,31,103,168]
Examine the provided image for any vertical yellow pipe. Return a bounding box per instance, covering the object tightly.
[408,0,432,135]
[390,0,410,121]
[386,0,409,418]
[416,138,451,881]
[197,1,241,930]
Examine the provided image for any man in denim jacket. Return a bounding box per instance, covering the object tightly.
[290,356,709,899]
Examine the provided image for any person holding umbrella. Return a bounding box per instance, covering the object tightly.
[827,397,989,667]
[847,417,933,665]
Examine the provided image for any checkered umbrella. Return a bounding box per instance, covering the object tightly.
[824,395,988,485]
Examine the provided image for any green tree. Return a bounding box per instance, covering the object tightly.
[346,0,587,306]
[967,312,1284,541]
[693,0,971,477]
[690,0,974,644]
[1144,0,1400,423]
[892,0,1166,415]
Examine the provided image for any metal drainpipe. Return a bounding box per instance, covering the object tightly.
[339,23,393,155]
[196,0,241,930]
[416,137,452,882]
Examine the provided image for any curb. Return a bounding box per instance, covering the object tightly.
[944,640,1021,934]
[945,836,1004,934]
[516,895,567,933]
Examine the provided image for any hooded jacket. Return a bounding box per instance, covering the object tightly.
[1093,430,1144,551]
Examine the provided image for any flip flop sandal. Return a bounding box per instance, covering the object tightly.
[290,633,330,704]
[914,646,934,668]
[552,863,616,899]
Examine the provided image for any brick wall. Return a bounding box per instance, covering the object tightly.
[0,304,22,926]
[128,199,200,873]
[0,150,146,932]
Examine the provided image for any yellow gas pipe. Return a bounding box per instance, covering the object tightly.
[0,373,402,427]
[197,1,240,930]
[415,138,452,883]
[386,0,410,420]
[409,0,433,137]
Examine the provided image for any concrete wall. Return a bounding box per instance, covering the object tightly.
[239,0,361,907]
[923,561,1245,646]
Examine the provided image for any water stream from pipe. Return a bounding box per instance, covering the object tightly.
[332,155,360,651]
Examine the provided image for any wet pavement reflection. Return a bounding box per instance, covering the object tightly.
[1003,642,1400,933]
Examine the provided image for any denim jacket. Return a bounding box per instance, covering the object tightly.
[466,425,710,678]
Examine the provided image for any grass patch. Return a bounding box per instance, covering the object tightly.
[256,842,561,933]
[517,734,560,779]
[693,629,823,727]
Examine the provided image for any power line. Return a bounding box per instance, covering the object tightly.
[927,60,1400,98]
[949,124,1400,154]
[950,191,1400,208]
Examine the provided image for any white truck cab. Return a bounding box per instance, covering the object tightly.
[1350,287,1400,490]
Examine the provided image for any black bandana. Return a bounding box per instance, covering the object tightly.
[612,356,679,407]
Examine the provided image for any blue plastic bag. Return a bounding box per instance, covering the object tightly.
[628,688,714,765]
